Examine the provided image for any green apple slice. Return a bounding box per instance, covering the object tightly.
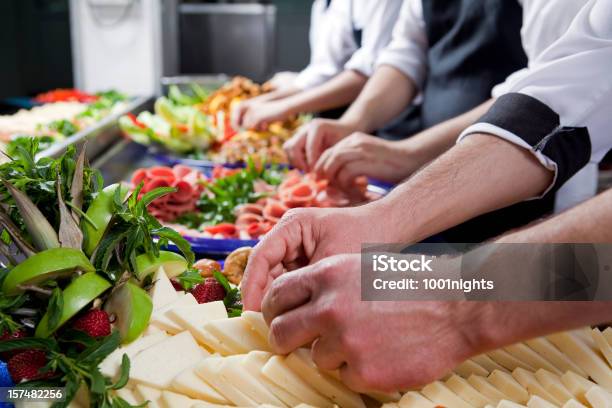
[134,251,188,281]
[2,248,95,296]
[104,282,153,344]
[36,272,111,338]
[82,183,129,256]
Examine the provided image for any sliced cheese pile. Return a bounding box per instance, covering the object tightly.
[99,269,612,408]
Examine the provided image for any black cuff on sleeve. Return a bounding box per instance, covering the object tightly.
[478,93,592,193]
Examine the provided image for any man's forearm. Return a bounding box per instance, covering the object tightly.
[371,134,554,243]
[340,65,418,132]
[281,70,368,116]
[256,86,301,104]
[498,188,612,243]
[396,99,495,171]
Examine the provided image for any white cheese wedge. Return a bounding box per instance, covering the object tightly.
[561,371,597,405]
[242,311,271,340]
[534,369,574,404]
[100,331,169,378]
[488,370,530,404]
[603,328,612,345]
[150,266,179,310]
[171,367,230,404]
[421,381,474,408]
[562,399,588,408]
[160,390,196,408]
[468,374,512,403]
[398,391,438,408]
[195,357,259,406]
[572,328,598,351]
[143,325,164,336]
[221,355,288,406]
[488,349,535,372]
[381,403,399,408]
[294,404,319,408]
[285,348,365,408]
[548,332,612,390]
[455,359,490,377]
[505,344,562,375]
[473,354,509,374]
[133,384,162,408]
[150,293,198,333]
[497,400,527,408]
[115,388,139,405]
[592,328,612,366]
[320,369,400,402]
[242,351,303,407]
[168,301,228,326]
[526,395,559,408]
[167,309,234,355]
[204,317,271,354]
[445,374,493,407]
[512,368,562,406]
[526,338,588,378]
[585,386,612,408]
[261,355,333,407]
[130,331,207,389]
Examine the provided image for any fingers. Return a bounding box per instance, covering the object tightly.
[284,127,308,170]
[314,146,362,183]
[231,102,249,130]
[336,162,364,192]
[311,335,346,372]
[305,124,327,170]
[261,265,317,325]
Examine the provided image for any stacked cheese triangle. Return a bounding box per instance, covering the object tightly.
[98,268,612,408]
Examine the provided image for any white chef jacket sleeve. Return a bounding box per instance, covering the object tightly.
[294,0,356,90]
[343,0,403,78]
[458,0,612,197]
[374,0,428,89]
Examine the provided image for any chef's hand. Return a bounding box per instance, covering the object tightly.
[241,101,292,131]
[283,119,356,171]
[242,205,390,311]
[314,132,417,190]
[261,254,482,392]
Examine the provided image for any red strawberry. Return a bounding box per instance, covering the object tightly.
[72,309,111,338]
[7,350,54,383]
[170,278,184,292]
[191,278,226,304]
[0,329,27,360]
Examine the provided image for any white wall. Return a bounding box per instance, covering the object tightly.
[69,0,162,96]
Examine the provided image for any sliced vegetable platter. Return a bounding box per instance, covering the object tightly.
[119,77,305,169]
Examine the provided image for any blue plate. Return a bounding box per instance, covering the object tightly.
[165,180,393,257]
[152,150,291,171]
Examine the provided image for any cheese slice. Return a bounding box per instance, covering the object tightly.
[322,369,400,402]
[285,348,365,408]
[114,388,139,405]
[150,293,198,333]
[488,349,535,372]
[512,368,562,406]
[421,381,474,408]
[585,386,612,408]
[497,401,527,408]
[603,328,612,345]
[572,328,598,351]
[381,404,399,408]
[168,312,234,355]
[526,338,588,378]
[561,371,597,405]
[445,374,493,407]
[242,351,302,407]
[100,331,169,378]
[455,359,490,377]
[534,369,574,404]
[130,331,207,389]
[133,384,162,408]
[548,332,612,390]
[468,375,512,403]
[242,311,271,340]
[150,266,179,310]
[167,301,228,327]
[221,355,288,406]
[195,357,259,406]
[526,395,559,408]
[592,328,612,366]
[261,355,333,407]
[398,391,437,408]
[204,317,271,354]
[160,390,195,408]
[143,325,164,336]
[488,370,529,404]
[562,399,588,408]
[171,367,230,404]
[473,354,509,374]
[505,343,562,375]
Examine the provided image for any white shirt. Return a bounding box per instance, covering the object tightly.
[459,0,612,200]
[294,0,402,90]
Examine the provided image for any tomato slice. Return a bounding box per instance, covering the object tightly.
[204,223,237,236]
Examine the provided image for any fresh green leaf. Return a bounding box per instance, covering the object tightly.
[175,268,204,291]
[81,330,121,366]
[0,337,57,353]
[153,226,194,265]
[47,287,64,332]
[110,354,130,390]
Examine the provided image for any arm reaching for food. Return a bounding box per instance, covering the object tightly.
[259,253,612,393]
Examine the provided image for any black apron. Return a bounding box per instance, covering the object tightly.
[379,0,527,139]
